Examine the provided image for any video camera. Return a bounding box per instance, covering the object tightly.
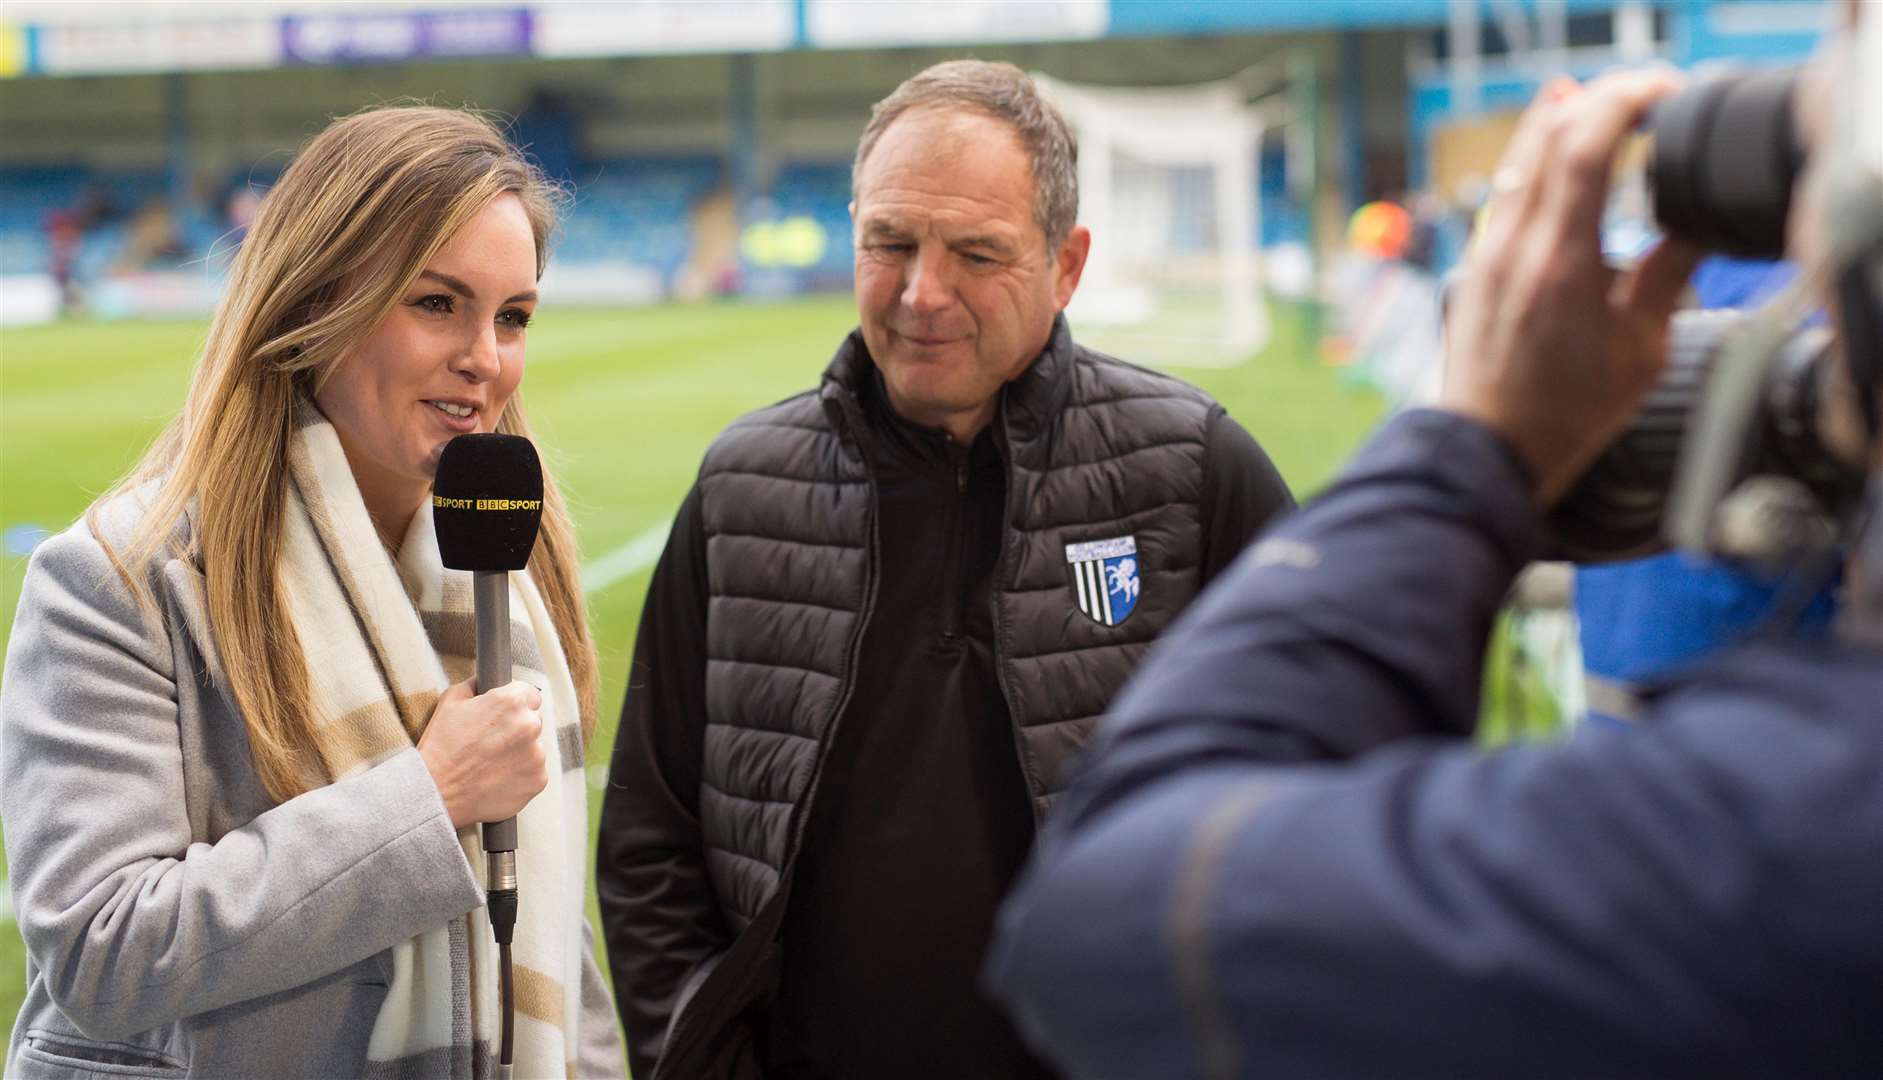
[1547,16,1883,583]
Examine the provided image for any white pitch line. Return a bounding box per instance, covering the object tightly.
[580,518,672,596]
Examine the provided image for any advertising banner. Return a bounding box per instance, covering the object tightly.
[805,0,1107,48]
[0,23,26,78]
[34,18,280,75]
[282,8,533,65]
[532,1,795,58]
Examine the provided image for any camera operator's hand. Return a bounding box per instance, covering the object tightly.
[1440,71,1704,503]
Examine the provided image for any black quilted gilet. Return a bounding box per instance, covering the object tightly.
[693,317,1216,930]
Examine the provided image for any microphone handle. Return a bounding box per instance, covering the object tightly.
[472,570,522,1068]
[473,571,519,855]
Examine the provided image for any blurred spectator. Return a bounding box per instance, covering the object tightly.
[41,186,118,314]
[43,206,82,312]
[119,195,183,270]
[1326,197,1443,402]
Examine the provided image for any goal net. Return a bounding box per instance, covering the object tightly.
[1034,72,1269,369]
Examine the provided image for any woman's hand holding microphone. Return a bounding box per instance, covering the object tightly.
[418,678,549,830]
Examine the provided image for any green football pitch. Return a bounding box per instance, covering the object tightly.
[0,295,1385,1046]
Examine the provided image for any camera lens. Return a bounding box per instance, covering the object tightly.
[1648,66,1804,259]
[1548,310,1865,563]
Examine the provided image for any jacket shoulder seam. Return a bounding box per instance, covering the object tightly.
[1075,350,1222,404]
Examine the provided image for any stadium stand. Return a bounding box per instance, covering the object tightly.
[560,156,722,280]
[0,153,864,300]
[764,161,853,274]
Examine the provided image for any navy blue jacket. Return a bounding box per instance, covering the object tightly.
[988,409,1883,1079]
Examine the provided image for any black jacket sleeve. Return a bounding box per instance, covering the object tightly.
[595,484,733,1080]
[990,409,1883,1078]
[1198,408,1294,584]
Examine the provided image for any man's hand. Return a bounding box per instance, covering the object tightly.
[1439,71,1705,504]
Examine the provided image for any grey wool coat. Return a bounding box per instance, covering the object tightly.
[0,495,623,1079]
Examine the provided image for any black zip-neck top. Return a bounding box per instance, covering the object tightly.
[763,370,1052,1079]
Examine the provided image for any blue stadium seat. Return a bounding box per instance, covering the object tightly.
[559,156,724,282]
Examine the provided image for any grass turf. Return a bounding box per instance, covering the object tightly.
[0,295,1385,1046]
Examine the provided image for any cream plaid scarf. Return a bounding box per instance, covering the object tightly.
[280,399,589,1079]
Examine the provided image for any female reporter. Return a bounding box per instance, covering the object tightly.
[0,107,624,1079]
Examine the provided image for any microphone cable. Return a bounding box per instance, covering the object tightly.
[501,945,513,1078]
[488,858,519,1079]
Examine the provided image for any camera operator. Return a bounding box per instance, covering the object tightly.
[987,8,1883,1077]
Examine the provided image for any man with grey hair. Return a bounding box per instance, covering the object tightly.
[597,59,1292,1079]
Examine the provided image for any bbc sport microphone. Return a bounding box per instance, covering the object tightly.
[433,432,543,1080]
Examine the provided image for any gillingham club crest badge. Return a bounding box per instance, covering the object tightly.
[1066,535,1140,627]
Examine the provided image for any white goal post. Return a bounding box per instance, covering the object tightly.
[1034,72,1269,368]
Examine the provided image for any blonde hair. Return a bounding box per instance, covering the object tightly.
[97,105,597,802]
